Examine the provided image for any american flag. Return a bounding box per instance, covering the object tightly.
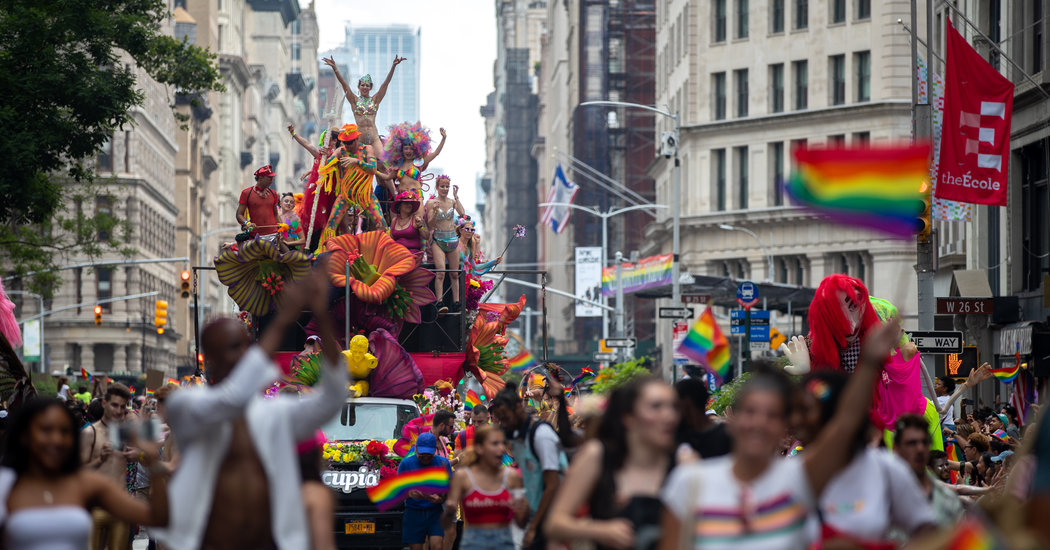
[1009,367,1036,425]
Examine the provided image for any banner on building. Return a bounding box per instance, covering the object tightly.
[574,246,603,317]
[601,254,673,297]
[541,165,579,234]
[936,20,1014,207]
[22,320,40,363]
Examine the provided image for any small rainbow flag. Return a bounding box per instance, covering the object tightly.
[145,388,155,397]
[675,307,731,385]
[946,440,961,484]
[786,144,930,238]
[990,363,1020,383]
[570,368,595,390]
[463,390,482,411]
[992,429,1008,441]
[166,377,179,386]
[80,368,91,381]
[944,518,1007,549]
[507,349,539,373]
[366,466,449,511]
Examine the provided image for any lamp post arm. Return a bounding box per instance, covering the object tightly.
[579,100,677,121]
[607,204,668,219]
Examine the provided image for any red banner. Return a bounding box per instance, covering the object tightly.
[935,20,1014,206]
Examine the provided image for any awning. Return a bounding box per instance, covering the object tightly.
[999,322,1038,355]
[634,274,817,314]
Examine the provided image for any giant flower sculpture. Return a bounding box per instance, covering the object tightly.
[465,296,526,399]
[393,413,434,456]
[385,266,436,324]
[325,231,415,303]
[215,238,313,316]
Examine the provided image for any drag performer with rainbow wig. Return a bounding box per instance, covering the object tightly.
[380,123,446,199]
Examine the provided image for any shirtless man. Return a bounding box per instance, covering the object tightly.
[153,260,346,550]
[80,382,134,550]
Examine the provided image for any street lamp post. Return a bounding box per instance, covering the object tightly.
[719,224,775,282]
[578,101,681,308]
[539,202,666,340]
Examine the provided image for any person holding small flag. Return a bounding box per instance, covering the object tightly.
[397,432,454,550]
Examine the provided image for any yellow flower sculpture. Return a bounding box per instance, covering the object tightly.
[324,231,415,303]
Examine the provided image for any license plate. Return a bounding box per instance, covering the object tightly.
[345,521,375,534]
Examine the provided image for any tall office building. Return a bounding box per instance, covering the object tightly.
[321,24,421,132]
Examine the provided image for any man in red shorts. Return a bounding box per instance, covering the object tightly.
[237,165,282,238]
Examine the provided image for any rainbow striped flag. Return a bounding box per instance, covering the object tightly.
[145,388,155,397]
[366,466,449,511]
[945,518,1008,549]
[945,440,961,484]
[166,377,179,386]
[990,364,1020,383]
[80,368,91,381]
[507,349,539,373]
[675,307,731,385]
[463,390,482,411]
[786,144,930,238]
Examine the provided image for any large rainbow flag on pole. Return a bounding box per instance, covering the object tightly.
[785,144,931,238]
[366,467,449,511]
[507,349,539,373]
[675,307,731,385]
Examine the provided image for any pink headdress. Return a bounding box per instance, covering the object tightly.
[381,122,431,165]
[0,277,23,348]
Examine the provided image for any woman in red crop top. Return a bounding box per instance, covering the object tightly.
[442,426,528,550]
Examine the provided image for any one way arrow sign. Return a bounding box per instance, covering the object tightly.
[908,331,963,355]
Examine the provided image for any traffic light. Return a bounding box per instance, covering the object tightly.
[180,270,191,298]
[94,305,103,326]
[197,352,205,374]
[915,180,932,242]
[154,300,168,335]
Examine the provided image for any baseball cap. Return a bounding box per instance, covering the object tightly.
[996,414,1010,426]
[306,335,321,342]
[415,432,438,455]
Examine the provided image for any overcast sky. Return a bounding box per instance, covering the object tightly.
[310,0,497,217]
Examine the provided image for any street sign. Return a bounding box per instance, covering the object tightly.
[750,341,769,351]
[937,297,994,315]
[737,281,759,301]
[659,307,695,319]
[682,294,711,304]
[593,352,616,362]
[908,330,964,354]
[769,328,787,349]
[750,325,770,342]
[604,338,636,348]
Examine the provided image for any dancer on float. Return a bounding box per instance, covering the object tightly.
[237,164,282,240]
[458,218,501,277]
[318,123,385,250]
[289,125,342,250]
[381,123,446,199]
[279,192,304,250]
[390,191,428,262]
[426,176,465,312]
[322,55,406,149]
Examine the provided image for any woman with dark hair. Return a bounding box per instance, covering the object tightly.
[545,377,679,550]
[0,397,168,548]
[442,426,528,550]
[659,320,902,550]
[792,372,935,547]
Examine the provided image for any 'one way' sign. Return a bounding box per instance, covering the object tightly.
[908,331,963,354]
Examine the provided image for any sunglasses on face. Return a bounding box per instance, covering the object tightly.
[463,227,475,232]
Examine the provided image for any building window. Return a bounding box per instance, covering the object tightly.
[713,72,727,120]
[790,138,808,171]
[831,0,846,23]
[795,0,808,29]
[97,269,112,313]
[770,63,784,113]
[736,0,749,39]
[714,0,727,42]
[770,142,785,205]
[714,149,727,211]
[793,60,808,110]
[291,20,300,35]
[291,43,301,61]
[1021,139,1048,292]
[857,0,870,19]
[828,134,846,146]
[854,50,870,102]
[97,136,113,172]
[772,0,785,33]
[830,54,846,105]
[736,146,749,209]
[735,69,749,117]
[96,196,113,241]
[853,131,870,146]
[218,24,225,51]
[1033,0,1044,74]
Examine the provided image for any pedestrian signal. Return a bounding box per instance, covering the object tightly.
[180,270,191,298]
[154,300,168,333]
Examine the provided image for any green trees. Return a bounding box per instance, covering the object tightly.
[0,0,223,296]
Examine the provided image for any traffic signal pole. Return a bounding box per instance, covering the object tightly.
[911,0,936,400]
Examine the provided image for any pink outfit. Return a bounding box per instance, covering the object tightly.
[871,349,927,430]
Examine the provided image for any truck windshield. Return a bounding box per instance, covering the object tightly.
[322,403,419,442]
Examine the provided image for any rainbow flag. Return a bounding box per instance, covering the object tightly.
[992,429,1008,441]
[946,440,961,484]
[80,368,91,381]
[990,363,1020,383]
[166,377,179,386]
[786,144,931,238]
[570,368,595,390]
[145,388,155,397]
[366,466,449,511]
[675,307,731,385]
[463,390,482,411]
[945,518,1008,549]
[507,349,539,373]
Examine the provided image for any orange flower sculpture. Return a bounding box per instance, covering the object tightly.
[324,231,415,303]
[465,296,526,399]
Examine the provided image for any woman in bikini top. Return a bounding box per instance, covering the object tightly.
[322,54,405,150]
[425,176,465,314]
[380,125,447,199]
